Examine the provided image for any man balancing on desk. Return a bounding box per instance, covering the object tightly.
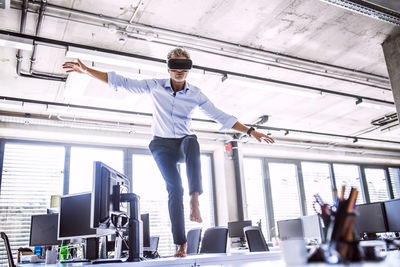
[63,48,274,257]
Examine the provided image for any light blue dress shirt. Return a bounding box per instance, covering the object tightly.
[108,72,238,138]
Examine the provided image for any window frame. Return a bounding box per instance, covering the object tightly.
[241,155,400,241]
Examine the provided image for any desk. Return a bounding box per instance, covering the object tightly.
[17,250,400,267]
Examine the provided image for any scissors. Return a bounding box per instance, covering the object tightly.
[312,194,331,216]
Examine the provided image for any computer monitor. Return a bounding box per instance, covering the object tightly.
[228,220,252,238]
[91,161,130,230]
[141,213,150,248]
[277,218,303,240]
[384,198,400,232]
[355,202,387,236]
[58,192,100,240]
[30,214,61,246]
[301,215,324,244]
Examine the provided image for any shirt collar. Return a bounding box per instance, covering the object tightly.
[165,79,190,94]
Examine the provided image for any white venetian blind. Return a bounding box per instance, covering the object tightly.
[333,164,364,204]
[364,168,390,202]
[301,162,333,215]
[268,162,301,237]
[0,143,64,266]
[69,146,123,194]
[243,158,269,239]
[131,153,214,256]
[389,168,400,198]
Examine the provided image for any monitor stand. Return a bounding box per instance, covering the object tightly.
[120,192,142,262]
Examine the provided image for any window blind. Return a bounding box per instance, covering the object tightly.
[301,162,333,215]
[69,147,123,194]
[0,143,64,266]
[132,153,214,256]
[389,168,400,198]
[243,158,269,239]
[364,168,389,202]
[333,164,364,204]
[268,162,301,237]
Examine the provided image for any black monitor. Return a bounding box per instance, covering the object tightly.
[355,202,387,236]
[58,192,100,240]
[384,198,400,232]
[30,214,61,247]
[141,213,150,248]
[91,161,129,230]
[228,220,252,238]
[91,162,142,262]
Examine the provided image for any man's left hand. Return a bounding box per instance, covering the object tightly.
[251,130,274,143]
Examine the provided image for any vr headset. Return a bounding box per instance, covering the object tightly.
[167,58,192,71]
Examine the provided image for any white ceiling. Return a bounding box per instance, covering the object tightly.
[1,0,400,149]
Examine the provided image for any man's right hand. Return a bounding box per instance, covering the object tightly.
[62,59,87,74]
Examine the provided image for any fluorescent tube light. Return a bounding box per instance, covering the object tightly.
[66,46,166,73]
[355,98,395,110]
[0,99,23,110]
[0,33,33,51]
[224,74,322,98]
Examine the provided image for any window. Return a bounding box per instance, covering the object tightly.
[364,168,390,202]
[69,147,123,194]
[131,153,215,256]
[0,143,64,265]
[301,162,333,215]
[243,158,269,238]
[268,162,301,236]
[333,164,364,204]
[389,168,400,198]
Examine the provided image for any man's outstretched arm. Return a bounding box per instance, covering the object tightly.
[62,59,108,84]
[232,121,274,143]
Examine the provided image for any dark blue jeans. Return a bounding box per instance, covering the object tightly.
[148,135,203,245]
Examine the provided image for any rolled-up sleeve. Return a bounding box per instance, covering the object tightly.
[198,92,238,130]
[107,71,155,94]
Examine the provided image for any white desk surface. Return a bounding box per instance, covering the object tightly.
[18,250,400,267]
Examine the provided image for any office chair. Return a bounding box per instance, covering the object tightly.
[199,227,228,253]
[143,236,160,259]
[186,228,202,255]
[1,232,16,267]
[244,226,269,252]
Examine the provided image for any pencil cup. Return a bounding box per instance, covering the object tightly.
[280,238,308,265]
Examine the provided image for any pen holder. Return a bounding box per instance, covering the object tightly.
[334,240,362,263]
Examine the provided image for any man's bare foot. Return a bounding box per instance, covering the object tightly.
[174,243,187,257]
[190,192,203,223]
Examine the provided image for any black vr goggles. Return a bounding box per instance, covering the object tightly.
[167,58,192,71]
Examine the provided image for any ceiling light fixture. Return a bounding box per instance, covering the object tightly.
[66,46,166,73]
[0,33,33,51]
[223,74,323,98]
[355,98,395,110]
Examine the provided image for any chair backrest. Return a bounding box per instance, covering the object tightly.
[1,232,16,267]
[186,228,202,255]
[244,226,269,252]
[199,227,228,253]
[149,236,159,252]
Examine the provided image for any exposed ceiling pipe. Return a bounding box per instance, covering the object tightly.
[29,0,46,74]
[1,95,399,146]
[11,0,391,90]
[15,0,28,76]
[15,0,67,82]
[0,29,395,106]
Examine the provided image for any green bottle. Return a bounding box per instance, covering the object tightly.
[59,245,68,261]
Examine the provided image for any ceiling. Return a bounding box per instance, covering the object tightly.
[1,0,400,151]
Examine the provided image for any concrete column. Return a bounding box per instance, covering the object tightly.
[382,35,400,118]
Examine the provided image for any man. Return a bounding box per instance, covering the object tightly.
[63,48,274,257]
